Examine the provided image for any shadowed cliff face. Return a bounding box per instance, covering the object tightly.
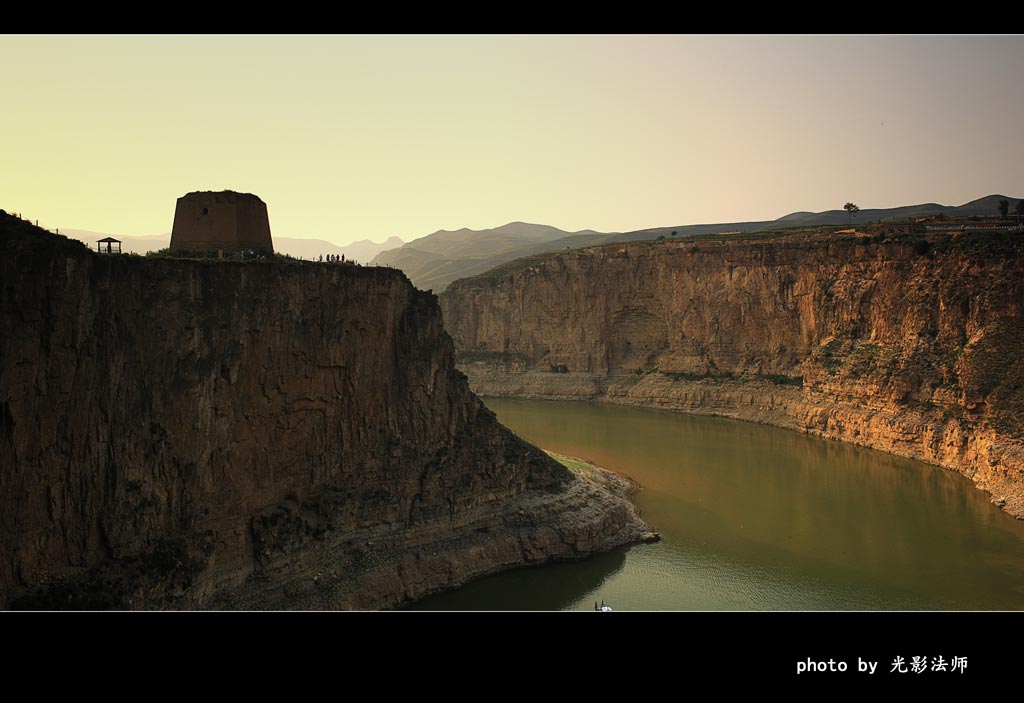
[440,232,1024,518]
[0,213,648,609]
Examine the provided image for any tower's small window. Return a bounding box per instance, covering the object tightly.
[201,207,209,215]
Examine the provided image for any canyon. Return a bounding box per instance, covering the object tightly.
[440,229,1024,519]
[0,211,648,610]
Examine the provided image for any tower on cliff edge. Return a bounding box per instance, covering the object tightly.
[170,191,274,254]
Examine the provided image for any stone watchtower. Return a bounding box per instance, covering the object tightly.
[169,191,274,255]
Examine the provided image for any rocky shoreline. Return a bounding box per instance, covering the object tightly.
[202,460,651,610]
[462,369,1024,520]
[441,233,1024,522]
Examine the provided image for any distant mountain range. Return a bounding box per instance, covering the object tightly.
[371,222,616,292]
[371,195,1023,291]
[61,230,169,255]
[269,235,404,263]
[60,230,403,263]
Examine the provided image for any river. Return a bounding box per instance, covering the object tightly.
[411,398,1024,610]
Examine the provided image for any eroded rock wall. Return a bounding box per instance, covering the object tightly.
[440,233,1024,517]
[0,213,647,609]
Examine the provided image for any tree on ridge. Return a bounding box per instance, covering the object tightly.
[844,202,860,226]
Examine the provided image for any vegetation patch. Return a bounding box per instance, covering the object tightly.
[659,370,728,381]
[144,248,306,266]
[842,342,882,378]
[762,374,804,387]
[546,452,598,476]
[932,230,1024,258]
[813,338,848,373]
[657,370,801,386]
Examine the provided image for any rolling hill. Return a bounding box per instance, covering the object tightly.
[372,195,1023,291]
[371,222,621,291]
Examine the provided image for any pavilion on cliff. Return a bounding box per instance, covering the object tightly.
[96,237,121,254]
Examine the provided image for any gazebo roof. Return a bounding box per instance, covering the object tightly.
[97,236,121,243]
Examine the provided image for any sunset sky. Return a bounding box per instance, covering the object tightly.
[3,35,1023,245]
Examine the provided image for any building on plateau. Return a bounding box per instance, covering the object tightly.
[169,190,274,255]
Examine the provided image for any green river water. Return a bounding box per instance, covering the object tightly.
[411,398,1024,611]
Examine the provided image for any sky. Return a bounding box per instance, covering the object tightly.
[3,34,1023,245]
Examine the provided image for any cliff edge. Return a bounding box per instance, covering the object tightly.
[440,230,1024,518]
[0,211,648,609]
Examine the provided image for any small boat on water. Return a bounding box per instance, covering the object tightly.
[594,600,613,612]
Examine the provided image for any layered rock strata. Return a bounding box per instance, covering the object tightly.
[440,232,1024,518]
[0,212,647,609]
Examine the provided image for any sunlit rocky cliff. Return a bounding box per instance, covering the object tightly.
[440,230,1024,518]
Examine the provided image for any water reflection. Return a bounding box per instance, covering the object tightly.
[410,547,629,611]
[411,399,1024,610]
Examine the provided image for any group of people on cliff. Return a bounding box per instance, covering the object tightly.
[319,254,347,263]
